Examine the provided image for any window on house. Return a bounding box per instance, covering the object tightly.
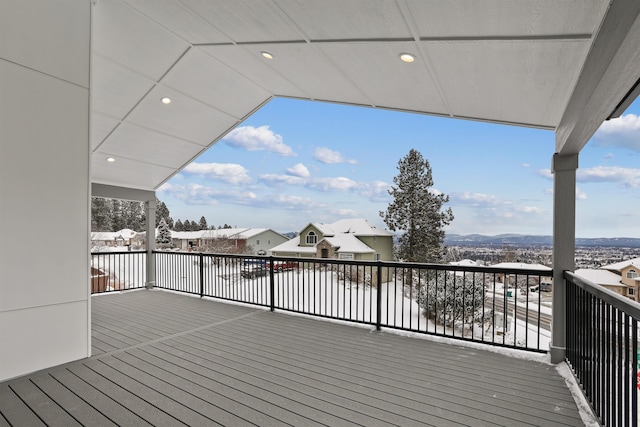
[629,288,636,296]
[256,240,260,245]
[306,231,317,244]
[627,270,638,279]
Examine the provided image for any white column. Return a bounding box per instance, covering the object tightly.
[146,200,156,289]
[550,153,578,363]
[0,1,91,381]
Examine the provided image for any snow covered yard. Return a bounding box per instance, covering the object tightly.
[90,250,552,351]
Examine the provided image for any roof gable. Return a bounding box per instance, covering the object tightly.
[602,257,640,272]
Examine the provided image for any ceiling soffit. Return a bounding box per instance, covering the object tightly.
[90,0,619,191]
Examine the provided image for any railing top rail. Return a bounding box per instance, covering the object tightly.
[151,250,552,276]
[91,250,146,255]
[564,270,640,319]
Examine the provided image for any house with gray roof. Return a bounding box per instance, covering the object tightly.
[270,218,394,261]
[171,228,289,255]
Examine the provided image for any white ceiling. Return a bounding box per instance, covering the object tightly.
[90,0,640,191]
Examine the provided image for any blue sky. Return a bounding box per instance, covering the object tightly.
[158,97,640,238]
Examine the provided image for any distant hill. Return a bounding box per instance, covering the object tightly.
[445,234,640,248]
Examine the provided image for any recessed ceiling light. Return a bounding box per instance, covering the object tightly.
[161,97,171,104]
[261,51,273,60]
[399,53,415,63]
[106,157,116,163]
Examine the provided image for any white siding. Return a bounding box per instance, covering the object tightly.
[0,0,91,381]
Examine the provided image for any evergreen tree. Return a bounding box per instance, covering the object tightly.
[156,199,173,229]
[198,216,208,230]
[122,200,144,231]
[174,219,184,231]
[91,197,112,231]
[416,271,486,327]
[111,199,127,231]
[156,217,173,247]
[380,149,453,263]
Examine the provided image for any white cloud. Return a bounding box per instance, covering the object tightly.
[287,163,310,177]
[313,147,357,164]
[604,152,614,160]
[183,162,251,185]
[521,163,531,168]
[258,173,306,186]
[538,166,640,188]
[308,176,358,191]
[451,191,545,217]
[576,188,587,200]
[224,125,295,156]
[359,180,392,202]
[453,192,504,206]
[516,206,544,214]
[160,183,276,208]
[593,114,640,151]
[577,166,640,188]
[334,208,359,216]
[537,169,553,180]
[258,173,390,203]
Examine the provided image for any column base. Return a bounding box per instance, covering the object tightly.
[549,345,566,364]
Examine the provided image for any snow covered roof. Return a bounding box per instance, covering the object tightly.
[601,257,640,272]
[270,236,317,254]
[450,259,478,267]
[170,228,283,240]
[491,262,552,271]
[309,223,336,236]
[575,269,627,288]
[309,218,393,238]
[322,235,375,254]
[91,229,137,241]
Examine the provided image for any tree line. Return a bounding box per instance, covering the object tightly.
[91,197,233,232]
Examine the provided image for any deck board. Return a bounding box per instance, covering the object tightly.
[1,289,586,426]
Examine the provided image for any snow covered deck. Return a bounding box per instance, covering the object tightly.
[0,289,587,426]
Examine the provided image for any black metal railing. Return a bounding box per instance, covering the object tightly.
[90,251,146,293]
[565,271,639,427]
[152,251,552,352]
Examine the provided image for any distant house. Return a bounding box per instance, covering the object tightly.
[171,228,289,255]
[270,218,394,261]
[91,229,140,248]
[491,262,553,289]
[574,268,635,301]
[600,257,640,302]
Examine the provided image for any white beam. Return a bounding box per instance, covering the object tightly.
[556,0,640,154]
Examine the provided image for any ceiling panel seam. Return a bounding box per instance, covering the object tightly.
[91,82,158,153]
[397,0,454,118]
[419,34,593,42]
[195,46,290,99]
[266,1,376,104]
[92,121,122,154]
[93,151,187,170]
[155,95,273,191]
[124,0,230,46]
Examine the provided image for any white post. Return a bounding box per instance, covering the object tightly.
[550,153,578,363]
[146,200,156,289]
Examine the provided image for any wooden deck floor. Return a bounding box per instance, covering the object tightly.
[1,289,586,426]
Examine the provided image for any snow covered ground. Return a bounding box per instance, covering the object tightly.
[93,250,551,351]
